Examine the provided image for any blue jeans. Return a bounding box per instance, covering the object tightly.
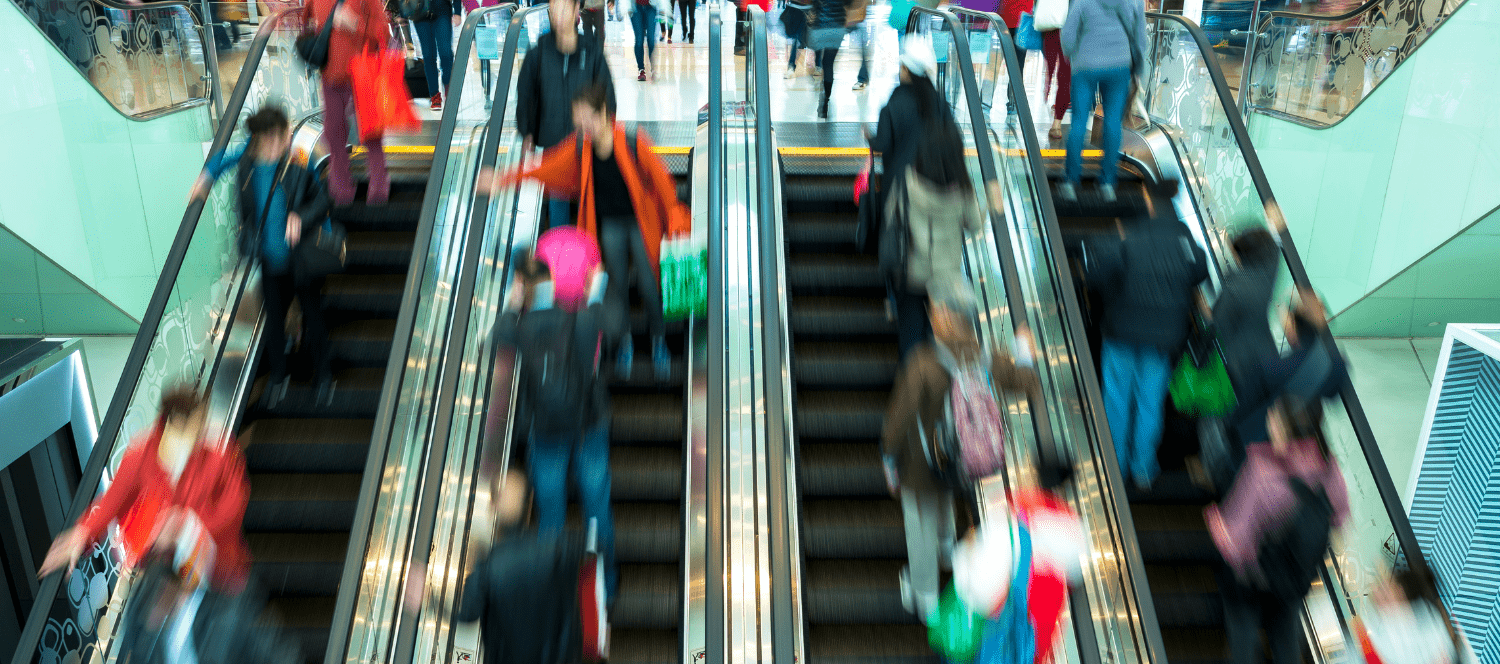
[547,196,573,229]
[631,3,658,71]
[413,17,455,96]
[846,23,869,84]
[1065,67,1131,186]
[1101,338,1171,485]
[529,420,618,599]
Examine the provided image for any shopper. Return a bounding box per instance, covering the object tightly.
[627,0,659,80]
[999,0,1033,74]
[1085,181,1208,489]
[583,0,607,45]
[885,120,983,359]
[516,0,616,228]
[881,280,1041,623]
[808,0,848,118]
[1040,27,1070,139]
[1206,395,1349,664]
[1210,227,1281,387]
[845,0,870,90]
[1225,287,1348,453]
[492,83,692,381]
[1057,0,1146,202]
[304,0,392,206]
[781,0,812,78]
[404,0,461,111]
[494,258,617,601]
[1357,566,1463,664]
[674,0,695,42]
[869,36,945,192]
[191,107,334,403]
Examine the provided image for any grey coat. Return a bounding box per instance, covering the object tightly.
[1059,0,1147,73]
[889,171,984,294]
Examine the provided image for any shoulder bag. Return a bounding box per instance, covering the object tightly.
[296,0,348,69]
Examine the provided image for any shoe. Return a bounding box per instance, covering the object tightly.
[812,66,822,77]
[1133,473,1154,493]
[429,91,442,111]
[652,336,671,381]
[899,566,914,615]
[638,69,647,81]
[264,375,290,409]
[852,80,867,90]
[784,67,796,79]
[1048,120,1063,140]
[668,35,673,43]
[1055,181,1077,202]
[616,336,635,380]
[315,374,337,407]
[817,97,828,119]
[1099,183,1117,203]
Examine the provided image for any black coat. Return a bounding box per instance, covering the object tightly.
[1087,219,1210,353]
[458,531,583,664]
[871,83,951,188]
[516,31,616,150]
[494,297,611,434]
[233,155,330,271]
[1212,263,1279,383]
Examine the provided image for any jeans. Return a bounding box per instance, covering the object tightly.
[1065,66,1131,186]
[846,23,869,83]
[892,290,931,361]
[413,17,455,96]
[547,196,573,229]
[1101,337,1171,485]
[261,268,330,383]
[599,215,665,343]
[529,420,618,600]
[900,487,955,623]
[322,80,388,205]
[818,46,840,102]
[582,7,605,45]
[1220,568,1302,664]
[631,3,658,71]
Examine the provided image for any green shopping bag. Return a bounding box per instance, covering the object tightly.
[928,584,986,663]
[1168,347,1237,417]
[660,235,707,322]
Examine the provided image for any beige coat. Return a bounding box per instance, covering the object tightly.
[888,171,984,294]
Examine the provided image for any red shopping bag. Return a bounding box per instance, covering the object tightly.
[350,49,419,143]
[853,155,871,204]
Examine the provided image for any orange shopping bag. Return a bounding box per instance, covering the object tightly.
[350,49,419,143]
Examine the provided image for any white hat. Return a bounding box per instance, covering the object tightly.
[900,35,937,80]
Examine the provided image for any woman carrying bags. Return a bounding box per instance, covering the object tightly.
[1033,0,1071,139]
[304,0,392,206]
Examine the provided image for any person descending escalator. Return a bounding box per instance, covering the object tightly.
[1355,564,1467,664]
[882,119,984,360]
[191,106,336,406]
[1208,228,1282,390]
[781,0,814,78]
[303,0,393,206]
[881,279,1042,623]
[516,0,617,228]
[1205,394,1349,664]
[39,387,252,664]
[1083,180,1209,490]
[494,254,619,603]
[487,82,692,382]
[1056,0,1146,203]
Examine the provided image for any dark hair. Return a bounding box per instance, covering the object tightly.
[571,81,615,120]
[908,74,942,123]
[1394,565,1443,607]
[244,106,290,164]
[912,119,972,193]
[1231,227,1280,270]
[159,386,206,424]
[1274,393,1329,458]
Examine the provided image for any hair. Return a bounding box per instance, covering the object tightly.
[1273,393,1329,459]
[571,81,616,120]
[908,74,943,124]
[1394,564,1443,608]
[912,120,973,194]
[158,386,206,425]
[514,255,552,310]
[1231,227,1280,270]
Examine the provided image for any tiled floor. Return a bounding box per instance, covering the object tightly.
[1335,337,1443,498]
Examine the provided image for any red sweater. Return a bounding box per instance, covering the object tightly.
[303,0,390,85]
[76,428,251,591]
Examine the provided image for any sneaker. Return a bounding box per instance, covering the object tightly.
[264,375,290,409]
[817,97,828,119]
[898,566,914,615]
[1133,473,1154,493]
[429,91,442,111]
[812,66,822,77]
[652,336,671,381]
[1055,181,1077,202]
[1099,183,1117,203]
[315,375,338,408]
[616,336,635,379]
[638,69,647,81]
[784,67,797,79]
[852,80,867,90]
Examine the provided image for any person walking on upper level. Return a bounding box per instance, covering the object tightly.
[401,0,461,111]
[1057,0,1145,202]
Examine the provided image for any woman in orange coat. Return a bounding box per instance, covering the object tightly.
[491,81,691,381]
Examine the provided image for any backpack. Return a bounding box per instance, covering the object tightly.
[922,350,1008,489]
[399,0,439,21]
[1254,476,1333,602]
[519,307,599,434]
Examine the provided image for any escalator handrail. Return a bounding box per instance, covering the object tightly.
[705,9,727,664]
[1147,7,1450,630]
[904,9,1109,664]
[9,10,304,664]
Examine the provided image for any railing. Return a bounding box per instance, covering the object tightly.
[906,7,1118,664]
[8,10,315,664]
[704,9,727,664]
[9,0,220,118]
[1142,10,1460,658]
[1245,0,1469,127]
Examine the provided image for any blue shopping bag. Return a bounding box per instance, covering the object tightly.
[1016,12,1042,51]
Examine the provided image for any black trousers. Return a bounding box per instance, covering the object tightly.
[599,215,665,345]
[675,0,695,40]
[582,7,605,47]
[892,289,930,361]
[734,5,747,49]
[261,268,330,382]
[1219,567,1302,664]
[819,46,840,102]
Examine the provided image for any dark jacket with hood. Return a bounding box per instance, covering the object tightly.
[494,284,611,434]
[1212,262,1279,383]
[1087,216,1210,353]
[206,146,331,276]
[871,82,952,190]
[458,528,584,664]
[516,30,616,150]
[1228,313,1349,446]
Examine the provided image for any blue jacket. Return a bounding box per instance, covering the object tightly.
[204,146,330,275]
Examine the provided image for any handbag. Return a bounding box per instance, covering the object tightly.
[350,49,420,140]
[1168,337,1237,417]
[660,234,707,321]
[1015,12,1042,50]
[1033,0,1067,31]
[297,220,349,279]
[295,0,346,69]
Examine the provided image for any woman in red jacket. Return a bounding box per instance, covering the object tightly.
[39,387,251,594]
[303,0,393,206]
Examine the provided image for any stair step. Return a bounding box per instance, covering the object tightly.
[804,559,909,625]
[242,419,372,473]
[795,390,886,440]
[801,499,905,560]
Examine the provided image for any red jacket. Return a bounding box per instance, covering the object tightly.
[1000,0,1033,29]
[504,124,691,279]
[76,428,251,592]
[303,0,390,85]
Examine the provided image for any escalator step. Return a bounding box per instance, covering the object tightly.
[785,213,860,249]
[801,499,905,559]
[608,629,677,664]
[612,447,685,502]
[1130,503,1218,563]
[795,391,885,440]
[594,502,682,563]
[344,232,416,274]
[242,418,372,473]
[787,254,884,294]
[1146,564,1224,628]
[611,394,687,444]
[784,177,867,204]
[249,533,350,597]
[266,597,336,660]
[329,319,399,368]
[806,624,939,664]
[790,296,895,337]
[793,342,898,389]
[252,368,385,419]
[804,559,909,625]
[1160,627,1228,664]
[798,441,887,498]
[322,274,407,318]
[244,473,362,532]
[613,563,681,629]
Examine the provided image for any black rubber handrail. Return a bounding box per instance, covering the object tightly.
[9,10,301,664]
[905,8,1112,664]
[705,10,727,664]
[1149,7,1454,635]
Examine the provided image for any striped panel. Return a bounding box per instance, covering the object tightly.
[1410,341,1500,663]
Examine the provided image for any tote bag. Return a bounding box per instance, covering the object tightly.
[350,49,420,141]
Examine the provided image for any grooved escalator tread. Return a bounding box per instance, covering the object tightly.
[251,368,385,419]
[329,319,399,367]
[790,296,896,337]
[612,502,684,563]
[321,274,407,318]
[787,254,883,293]
[613,563,681,629]
[804,559,909,625]
[344,231,416,273]
[608,629,678,664]
[785,213,860,248]
[249,533,349,597]
[798,441,888,497]
[241,419,372,474]
[793,342,898,388]
[805,625,940,664]
[610,393,686,443]
[1130,503,1217,563]
[794,391,885,440]
[244,473,362,532]
[800,499,906,559]
[612,447,685,502]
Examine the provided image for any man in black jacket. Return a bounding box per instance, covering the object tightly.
[516,0,617,229]
[1086,181,1209,490]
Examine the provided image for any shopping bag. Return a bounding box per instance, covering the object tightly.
[579,519,610,662]
[929,584,986,663]
[297,219,349,279]
[1015,12,1043,51]
[350,49,420,143]
[1033,0,1068,31]
[660,234,707,321]
[1168,347,1236,417]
